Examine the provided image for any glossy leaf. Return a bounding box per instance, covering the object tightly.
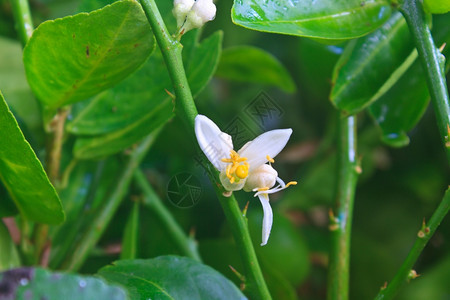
[69,31,222,159]
[232,0,391,40]
[0,91,64,224]
[330,12,416,114]
[368,60,429,147]
[98,256,246,299]
[120,201,140,260]
[0,267,128,300]
[0,221,20,271]
[23,0,155,111]
[368,13,450,147]
[216,46,296,93]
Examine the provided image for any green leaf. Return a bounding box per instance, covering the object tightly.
[98,256,246,299]
[232,0,391,40]
[0,222,20,271]
[330,12,416,115]
[23,0,155,111]
[215,46,296,93]
[68,31,222,159]
[120,201,140,260]
[368,13,450,147]
[368,60,429,147]
[0,38,41,134]
[0,267,128,299]
[0,91,64,224]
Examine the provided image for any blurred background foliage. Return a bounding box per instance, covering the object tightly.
[0,0,449,299]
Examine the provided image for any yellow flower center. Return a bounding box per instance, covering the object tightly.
[221,150,249,184]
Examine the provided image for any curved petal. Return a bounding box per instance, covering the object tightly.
[195,115,233,170]
[238,129,292,171]
[258,193,273,246]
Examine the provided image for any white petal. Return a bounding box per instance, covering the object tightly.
[258,193,273,246]
[195,115,233,170]
[238,129,292,171]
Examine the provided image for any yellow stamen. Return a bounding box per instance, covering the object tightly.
[257,187,269,192]
[266,155,275,163]
[286,181,297,187]
[222,150,249,183]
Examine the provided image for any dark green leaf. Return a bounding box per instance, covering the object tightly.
[368,60,429,147]
[368,13,450,147]
[0,267,128,300]
[68,31,222,159]
[120,201,139,260]
[0,222,20,271]
[0,91,64,224]
[98,256,246,299]
[23,0,155,111]
[330,12,416,114]
[232,0,391,40]
[216,46,296,93]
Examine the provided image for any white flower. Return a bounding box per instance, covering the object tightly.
[173,0,216,34]
[195,114,297,246]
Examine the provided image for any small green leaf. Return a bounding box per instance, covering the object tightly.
[120,201,140,260]
[23,0,155,111]
[330,12,416,114]
[69,30,222,159]
[232,0,391,40]
[216,46,296,93]
[98,256,246,299]
[0,91,64,224]
[0,222,20,271]
[0,267,128,299]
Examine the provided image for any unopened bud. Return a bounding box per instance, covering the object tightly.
[173,0,195,28]
[182,0,216,33]
[243,164,277,192]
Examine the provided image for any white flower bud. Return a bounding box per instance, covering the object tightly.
[182,0,216,33]
[173,0,195,28]
[243,164,278,192]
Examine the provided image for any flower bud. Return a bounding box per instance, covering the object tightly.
[243,164,278,192]
[182,0,216,33]
[173,0,195,28]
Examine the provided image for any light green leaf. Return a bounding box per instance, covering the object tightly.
[232,0,391,40]
[0,267,128,299]
[330,12,416,115]
[23,0,155,111]
[0,91,64,224]
[216,46,296,93]
[0,222,20,271]
[69,31,222,159]
[98,256,246,299]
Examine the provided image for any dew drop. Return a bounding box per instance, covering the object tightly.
[79,279,87,288]
[20,278,29,286]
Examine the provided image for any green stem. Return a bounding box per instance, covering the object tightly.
[10,0,33,47]
[120,200,140,260]
[374,187,450,300]
[327,115,360,300]
[60,132,159,271]
[138,1,270,298]
[216,191,272,300]
[138,0,197,129]
[134,169,202,262]
[400,0,450,161]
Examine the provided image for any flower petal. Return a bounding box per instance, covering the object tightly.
[238,129,292,171]
[195,115,233,170]
[258,193,273,246]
